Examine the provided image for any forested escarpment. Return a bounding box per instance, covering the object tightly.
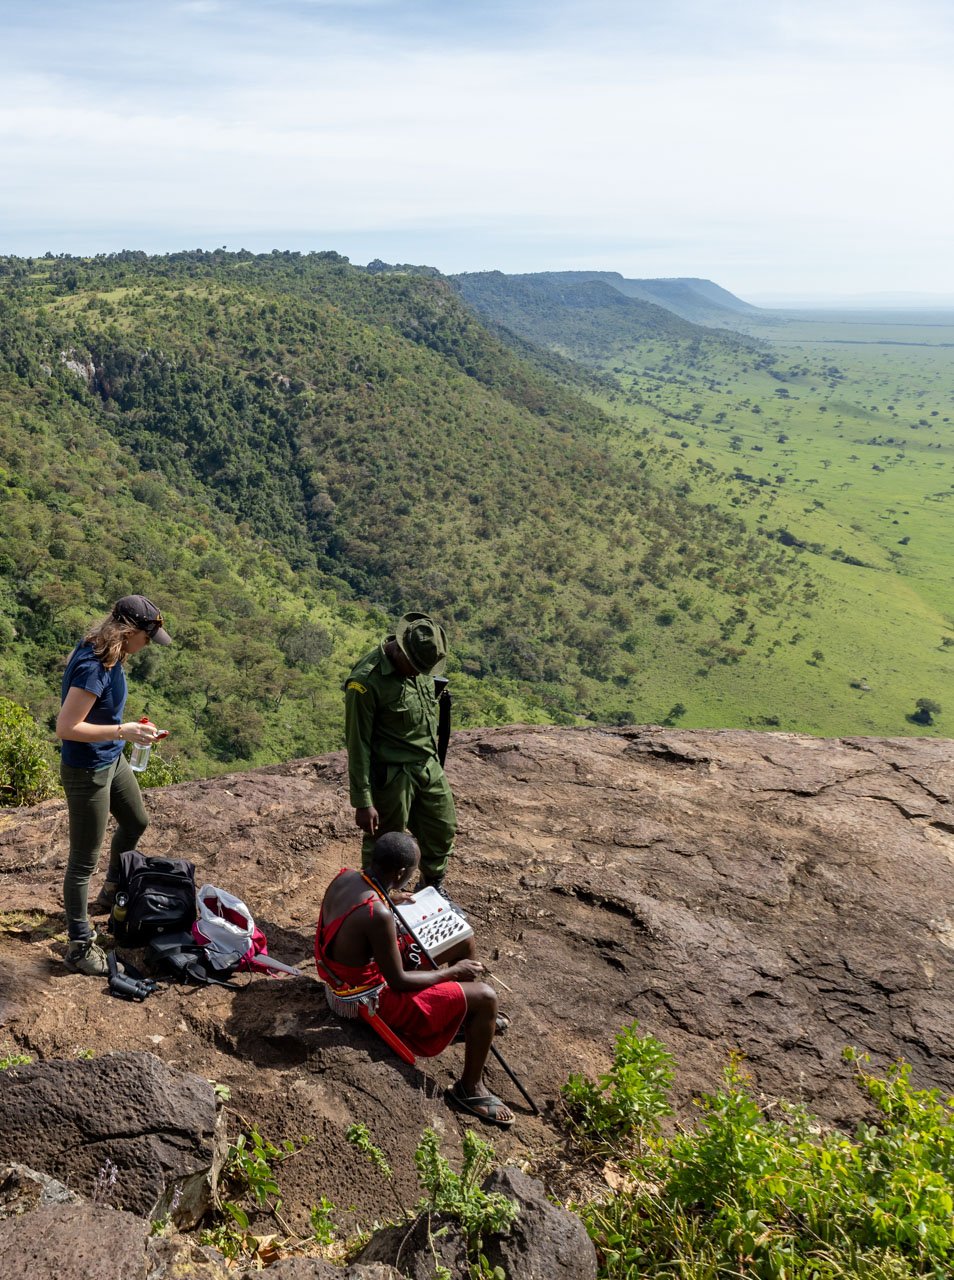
[452,269,762,361]
[0,251,818,778]
[454,269,762,328]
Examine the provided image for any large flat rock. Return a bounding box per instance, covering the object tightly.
[0,726,951,1226]
[0,1053,224,1226]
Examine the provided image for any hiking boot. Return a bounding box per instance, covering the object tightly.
[64,938,109,976]
[88,881,118,914]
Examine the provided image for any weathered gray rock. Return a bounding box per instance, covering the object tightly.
[0,1051,226,1227]
[482,1167,597,1280]
[0,1201,148,1280]
[354,1213,470,1279]
[0,1162,83,1219]
[246,1260,406,1279]
[353,1170,594,1280]
[145,1231,233,1278]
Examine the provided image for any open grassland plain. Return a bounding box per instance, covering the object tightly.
[594,309,954,736]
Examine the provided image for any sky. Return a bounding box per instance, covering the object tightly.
[2,0,953,303]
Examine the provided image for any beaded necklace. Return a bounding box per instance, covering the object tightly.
[359,872,389,905]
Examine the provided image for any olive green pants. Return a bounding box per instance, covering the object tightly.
[361,757,456,881]
[60,753,148,940]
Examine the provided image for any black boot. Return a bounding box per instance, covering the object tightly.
[415,872,445,897]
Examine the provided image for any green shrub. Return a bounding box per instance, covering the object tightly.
[198,1126,315,1264]
[0,697,58,806]
[349,1121,517,1279]
[567,1031,954,1280]
[562,1020,675,1147]
[414,1126,518,1247]
[138,747,186,789]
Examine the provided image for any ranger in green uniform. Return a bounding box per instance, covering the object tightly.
[344,613,456,890]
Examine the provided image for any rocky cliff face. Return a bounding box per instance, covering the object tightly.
[1,726,951,1225]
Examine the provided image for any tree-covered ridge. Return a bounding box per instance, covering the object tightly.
[0,250,824,779]
[498,270,763,325]
[0,267,552,774]
[452,268,761,363]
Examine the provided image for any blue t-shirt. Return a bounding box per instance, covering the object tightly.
[60,643,128,769]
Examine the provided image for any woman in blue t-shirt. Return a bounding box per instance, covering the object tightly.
[56,595,172,975]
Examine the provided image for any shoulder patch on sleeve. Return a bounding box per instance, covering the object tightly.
[346,680,368,694]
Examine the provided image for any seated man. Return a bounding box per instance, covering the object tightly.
[315,831,513,1129]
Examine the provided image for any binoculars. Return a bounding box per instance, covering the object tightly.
[107,951,158,1001]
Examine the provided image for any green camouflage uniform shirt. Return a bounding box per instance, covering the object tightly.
[344,642,440,809]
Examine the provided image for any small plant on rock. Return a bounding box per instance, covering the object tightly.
[309,1195,337,1247]
[414,1126,518,1277]
[91,1157,119,1206]
[346,1120,517,1280]
[346,1121,407,1217]
[562,1020,675,1151]
[200,1125,313,1265]
[0,1050,32,1070]
[346,1122,392,1179]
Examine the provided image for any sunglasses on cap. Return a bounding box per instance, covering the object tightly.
[138,612,164,638]
[114,604,164,636]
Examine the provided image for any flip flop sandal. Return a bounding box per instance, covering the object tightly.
[448,1081,515,1130]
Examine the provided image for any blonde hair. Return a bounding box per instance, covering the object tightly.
[83,613,142,669]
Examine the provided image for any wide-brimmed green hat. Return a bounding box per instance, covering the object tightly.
[395,612,447,676]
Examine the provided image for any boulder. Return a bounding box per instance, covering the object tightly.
[0,1051,225,1227]
[245,1260,406,1279]
[0,1201,148,1280]
[354,1213,470,1279]
[0,1162,83,1219]
[145,1231,233,1278]
[481,1167,597,1280]
[353,1169,596,1280]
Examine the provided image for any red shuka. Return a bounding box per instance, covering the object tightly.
[315,876,466,1058]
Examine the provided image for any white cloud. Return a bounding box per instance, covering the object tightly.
[1,1,952,294]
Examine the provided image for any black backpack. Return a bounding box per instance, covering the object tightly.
[112,851,197,946]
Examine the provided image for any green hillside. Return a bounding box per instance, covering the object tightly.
[454,270,761,339]
[0,250,832,778]
[0,250,945,785]
[455,270,954,736]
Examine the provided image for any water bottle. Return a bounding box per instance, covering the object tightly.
[129,717,152,773]
[111,893,128,925]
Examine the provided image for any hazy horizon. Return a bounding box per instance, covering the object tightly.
[3,0,952,299]
[7,240,954,311]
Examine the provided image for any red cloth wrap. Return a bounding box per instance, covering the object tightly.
[315,883,466,1058]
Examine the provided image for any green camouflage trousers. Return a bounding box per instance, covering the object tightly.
[361,757,456,881]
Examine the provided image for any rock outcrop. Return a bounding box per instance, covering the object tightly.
[0,1053,225,1226]
[481,1167,597,1280]
[0,1201,150,1280]
[0,726,951,1232]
